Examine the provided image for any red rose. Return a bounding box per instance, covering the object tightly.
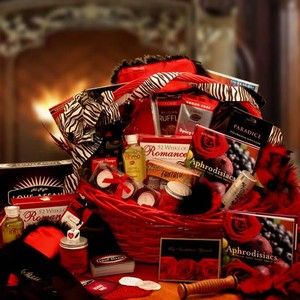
[269,259,290,277]
[196,258,219,280]
[230,190,262,211]
[175,258,197,280]
[272,262,300,297]
[223,211,262,243]
[159,256,178,279]
[224,259,272,294]
[192,126,228,159]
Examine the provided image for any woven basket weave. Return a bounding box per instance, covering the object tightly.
[68,71,297,264]
[78,181,224,263]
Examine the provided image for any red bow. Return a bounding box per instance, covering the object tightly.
[103,174,132,198]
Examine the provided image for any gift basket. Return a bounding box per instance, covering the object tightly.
[49,55,300,296]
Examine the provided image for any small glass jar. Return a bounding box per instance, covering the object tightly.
[1,206,24,244]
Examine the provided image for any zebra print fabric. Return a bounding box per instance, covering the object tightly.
[194,82,260,109]
[114,72,282,145]
[127,72,179,101]
[59,90,120,193]
[268,126,284,145]
[60,71,283,192]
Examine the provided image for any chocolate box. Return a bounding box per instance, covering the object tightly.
[12,194,75,228]
[0,159,72,209]
[175,95,219,136]
[146,159,201,190]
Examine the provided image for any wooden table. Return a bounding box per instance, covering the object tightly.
[121,263,242,300]
[128,281,241,300]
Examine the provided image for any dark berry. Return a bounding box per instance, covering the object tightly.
[274,247,284,256]
[281,237,292,251]
[263,231,272,240]
[285,252,293,263]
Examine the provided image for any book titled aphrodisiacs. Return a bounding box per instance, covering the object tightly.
[185,125,260,186]
[222,211,298,274]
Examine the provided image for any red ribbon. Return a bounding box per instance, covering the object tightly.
[103,174,132,198]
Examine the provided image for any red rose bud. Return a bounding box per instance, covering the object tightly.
[176,259,197,281]
[224,259,273,294]
[196,258,219,280]
[272,262,300,297]
[192,126,228,159]
[223,211,262,243]
[159,256,178,279]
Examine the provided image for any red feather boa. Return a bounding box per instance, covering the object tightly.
[223,144,300,298]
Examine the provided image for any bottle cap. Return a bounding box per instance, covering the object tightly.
[165,181,192,200]
[4,206,20,218]
[125,134,138,145]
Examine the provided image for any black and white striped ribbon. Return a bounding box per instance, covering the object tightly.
[58,90,120,193]
[193,82,283,145]
[268,126,284,145]
[117,72,282,145]
[127,72,179,101]
[194,82,260,109]
[60,71,283,192]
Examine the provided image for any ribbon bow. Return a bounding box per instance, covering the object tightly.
[103,174,133,199]
[58,89,121,193]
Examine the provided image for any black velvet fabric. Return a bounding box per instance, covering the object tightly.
[0,231,99,300]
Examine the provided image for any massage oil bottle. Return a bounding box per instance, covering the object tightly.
[122,134,146,182]
[1,206,24,244]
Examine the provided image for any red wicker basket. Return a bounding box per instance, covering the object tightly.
[56,70,299,265]
[78,181,224,263]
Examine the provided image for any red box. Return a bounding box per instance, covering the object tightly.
[12,194,76,228]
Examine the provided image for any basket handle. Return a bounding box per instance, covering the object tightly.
[113,71,260,110]
[112,71,284,145]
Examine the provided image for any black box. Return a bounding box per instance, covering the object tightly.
[0,159,72,209]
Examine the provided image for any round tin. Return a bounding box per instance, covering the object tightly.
[165,181,192,199]
[96,169,114,188]
[59,230,88,275]
[137,190,157,207]
[121,181,136,200]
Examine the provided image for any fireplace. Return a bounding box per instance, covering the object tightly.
[0,0,243,164]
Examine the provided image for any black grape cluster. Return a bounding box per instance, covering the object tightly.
[227,141,256,178]
[261,218,294,264]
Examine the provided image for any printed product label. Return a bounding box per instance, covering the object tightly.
[20,205,68,227]
[141,142,190,165]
